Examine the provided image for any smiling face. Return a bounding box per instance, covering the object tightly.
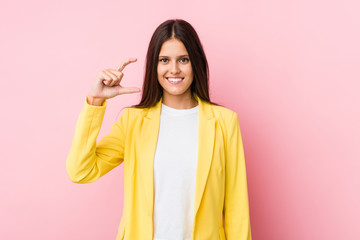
[157,38,194,106]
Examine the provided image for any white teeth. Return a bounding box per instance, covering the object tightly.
[167,78,183,82]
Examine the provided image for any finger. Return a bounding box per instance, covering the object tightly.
[108,69,124,82]
[107,70,121,86]
[105,69,118,79]
[118,87,141,95]
[103,79,112,86]
[101,71,114,86]
[118,57,137,72]
[100,71,113,81]
[105,70,119,86]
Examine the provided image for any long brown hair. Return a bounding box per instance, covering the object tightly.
[130,19,221,108]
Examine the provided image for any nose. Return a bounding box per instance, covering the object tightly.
[170,61,180,74]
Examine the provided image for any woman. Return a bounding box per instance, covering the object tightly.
[66,19,252,240]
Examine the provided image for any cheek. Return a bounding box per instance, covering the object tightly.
[157,66,165,77]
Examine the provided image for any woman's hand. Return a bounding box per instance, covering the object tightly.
[86,58,141,105]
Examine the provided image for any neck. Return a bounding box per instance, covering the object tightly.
[162,93,198,109]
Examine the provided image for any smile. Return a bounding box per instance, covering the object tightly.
[166,77,184,84]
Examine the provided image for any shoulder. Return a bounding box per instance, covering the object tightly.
[207,103,241,136]
[209,103,238,122]
[207,104,243,143]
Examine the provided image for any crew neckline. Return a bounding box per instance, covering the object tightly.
[161,103,199,116]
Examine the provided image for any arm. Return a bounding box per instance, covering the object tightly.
[66,96,129,183]
[224,112,252,239]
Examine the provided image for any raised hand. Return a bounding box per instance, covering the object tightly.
[87,58,141,105]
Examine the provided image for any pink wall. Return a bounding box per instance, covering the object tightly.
[1,0,359,239]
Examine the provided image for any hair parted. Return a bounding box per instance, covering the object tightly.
[130,19,221,108]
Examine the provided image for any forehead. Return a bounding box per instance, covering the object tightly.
[159,38,188,56]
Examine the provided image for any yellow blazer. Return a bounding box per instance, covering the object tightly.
[66,93,252,240]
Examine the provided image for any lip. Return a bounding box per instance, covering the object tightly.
[166,77,184,85]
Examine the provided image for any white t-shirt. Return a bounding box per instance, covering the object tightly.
[153,103,199,240]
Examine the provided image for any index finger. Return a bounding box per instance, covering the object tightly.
[118,57,137,72]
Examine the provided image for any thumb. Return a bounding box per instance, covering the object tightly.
[118,87,141,95]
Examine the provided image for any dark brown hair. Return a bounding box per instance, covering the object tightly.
[130,19,221,108]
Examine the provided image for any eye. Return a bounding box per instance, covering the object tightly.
[159,58,168,63]
[180,58,189,63]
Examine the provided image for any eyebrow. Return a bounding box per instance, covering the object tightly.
[158,55,189,58]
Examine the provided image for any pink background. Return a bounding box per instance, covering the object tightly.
[1,0,359,239]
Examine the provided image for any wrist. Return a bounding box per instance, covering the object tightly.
[86,95,105,106]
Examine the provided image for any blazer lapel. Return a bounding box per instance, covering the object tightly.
[138,94,215,220]
[193,94,215,218]
[139,98,162,217]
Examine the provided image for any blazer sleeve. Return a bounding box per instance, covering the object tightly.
[224,111,252,239]
[66,96,128,183]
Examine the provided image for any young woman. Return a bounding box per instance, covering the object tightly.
[67,19,252,240]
